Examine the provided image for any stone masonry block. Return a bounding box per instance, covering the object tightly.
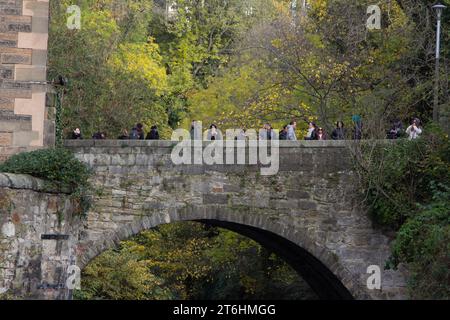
[0,32,17,46]
[0,47,31,64]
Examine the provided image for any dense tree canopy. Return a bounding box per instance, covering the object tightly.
[49,0,450,137]
[189,0,450,136]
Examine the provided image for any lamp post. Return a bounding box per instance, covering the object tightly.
[432,2,447,123]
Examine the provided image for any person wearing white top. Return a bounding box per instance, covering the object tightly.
[259,124,269,140]
[259,123,276,140]
[305,122,317,140]
[286,121,297,141]
[405,119,422,140]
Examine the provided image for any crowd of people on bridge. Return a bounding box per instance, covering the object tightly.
[71,123,161,141]
[70,116,423,142]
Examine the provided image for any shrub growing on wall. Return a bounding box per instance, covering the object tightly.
[388,183,450,299]
[0,148,92,216]
[354,125,450,299]
[0,148,90,191]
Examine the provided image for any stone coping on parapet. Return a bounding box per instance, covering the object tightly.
[64,139,368,148]
[0,173,71,194]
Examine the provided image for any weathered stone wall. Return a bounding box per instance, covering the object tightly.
[64,140,407,300]
[0,0,53,162]
[0,173,80,299]
[0,141,408,299]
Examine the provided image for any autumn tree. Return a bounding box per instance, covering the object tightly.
[76,222,317,300]
[188,0,449,137]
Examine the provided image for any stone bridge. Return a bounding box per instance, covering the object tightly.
[0,140,407,300]
[0,0,417,300]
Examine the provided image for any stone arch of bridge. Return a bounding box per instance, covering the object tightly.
[76,205,367,300]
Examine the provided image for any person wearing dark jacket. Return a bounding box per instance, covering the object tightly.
[92,131,105,140]
[129,127,140,140]
[305,122,317,140]
[331,121,346,140]
[387,119,403,139]
[71,128,82,139]
[279,125,288,140]
[146,126,160,140]
[352,115,363,140]
[190,120,197,140]
[136,123,145,140]
[259,123,276,140]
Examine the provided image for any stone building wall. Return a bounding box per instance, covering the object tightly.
[0,0,53,162]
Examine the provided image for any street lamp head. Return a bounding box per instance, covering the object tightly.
[432,2,447,18]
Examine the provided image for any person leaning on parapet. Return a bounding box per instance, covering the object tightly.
[92,131,106,140]
[331,121,346,140]
[136,123,145,140]
[405,118,423,140]
[118,129,129,140]
[207,124,222,141]
[305,122,317,140]
[190,120,197,139]
[235,128,247,141]
[387,118,403,140]
[259,123,268,140]
[267,124,276,140]
[259,123,276,140]
[352,115,363,140]
[129,127,140,140]
[279,125,288,140]
[286,120,297,141]
[70,128,82,139]
[316,127,327,140]
[146,125,160,140]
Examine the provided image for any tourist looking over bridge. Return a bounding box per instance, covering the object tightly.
[67,116,425,143]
